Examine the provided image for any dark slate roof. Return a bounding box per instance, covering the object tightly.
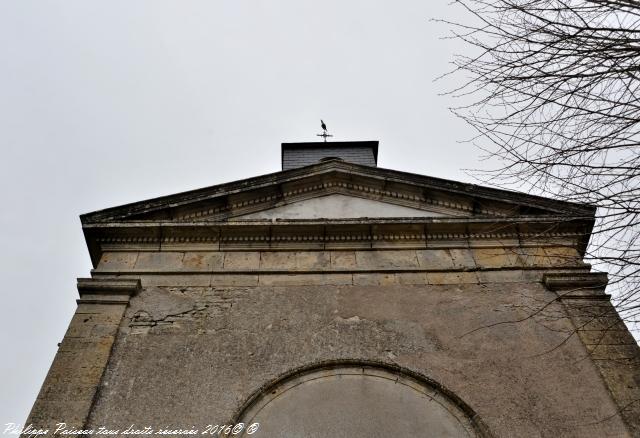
[281,141,378,170]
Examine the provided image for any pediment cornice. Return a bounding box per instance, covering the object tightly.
[80,160,597,266]
[176,180,475,221]
[81,160,595,225]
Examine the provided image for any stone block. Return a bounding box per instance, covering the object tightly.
[520,269,546,282]
[593,360,640,395]
[90,323,120,338]
[577,329,636,346]
[26,399,89,428]
[426,272,478,285]
[69,310,123,325]
[66,317,118,340]
[569,315,629,332]
[141,274,211,287]
[353,273,397,286]
[472,248,520,268]
[260,252,297,270]
[210,274,259,286]
[89,336,118,358]
[416,250,455,270]
[543,247,582,267]
[182,252,224,270]
[517,247,549,267]
[322,273,354,285]
[562,301,613,319]
[41,352,85,376]
[591,358,640,435]
[296,251,331,270]
[223,252,260,270]
[57,338,96,353]
[397,272,428,285]
[66,315,94,338]
[26,310,121,430]
[331,251,357,269]
[76,303,127,319]
[449,249,476,269]
[355,250,419,269]
[76,365,107,386]
[477,270,523,284]
[39,378,97,401]
[97,252,138,271]
[134,252,184,270]
[66,382,101,400]
[586,343,640,360]
[259,274,352,286]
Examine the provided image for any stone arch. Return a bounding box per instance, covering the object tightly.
[234,360,492,438]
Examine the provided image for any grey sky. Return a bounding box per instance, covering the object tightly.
[0,1,480,422]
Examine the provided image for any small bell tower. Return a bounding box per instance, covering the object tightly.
[281,140,379,170]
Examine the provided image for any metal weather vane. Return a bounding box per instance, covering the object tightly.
[317,119,333,142]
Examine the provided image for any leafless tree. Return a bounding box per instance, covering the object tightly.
[439,0,640,335]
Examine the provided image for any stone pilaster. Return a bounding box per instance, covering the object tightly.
[544,272,640,436]
[25,278,140,431]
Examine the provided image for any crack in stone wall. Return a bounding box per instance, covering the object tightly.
[126,286,248,334]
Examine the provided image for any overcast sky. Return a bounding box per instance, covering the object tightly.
[0,1,486,422]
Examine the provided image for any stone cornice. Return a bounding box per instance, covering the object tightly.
[543,272,609,299]
[76,278,141,304]
[82,216,594,267]
[176,181,478,220]
[83,214,592,227]
[80,161,596,224]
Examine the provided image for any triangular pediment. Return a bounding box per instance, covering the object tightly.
[234,194,449,220]
[81,160,594,224]
[79,160,597,267]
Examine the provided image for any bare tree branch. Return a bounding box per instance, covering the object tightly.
[439,0,640,337]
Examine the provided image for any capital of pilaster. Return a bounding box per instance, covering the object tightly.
[76,277,141,304]
[543,272,608,299]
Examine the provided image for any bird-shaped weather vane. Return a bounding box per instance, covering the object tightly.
[317,119,333,142]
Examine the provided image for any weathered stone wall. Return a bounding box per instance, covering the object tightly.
[86,279,626,436]
[545,273,640,436]
[25,279,140,430]
[81,248,633,437]
[27,247,640,437]
[95,246,584,278]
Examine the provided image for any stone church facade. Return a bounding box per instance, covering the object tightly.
[27,141,640,437]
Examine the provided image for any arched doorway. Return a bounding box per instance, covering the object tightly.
[235,363,489,437]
